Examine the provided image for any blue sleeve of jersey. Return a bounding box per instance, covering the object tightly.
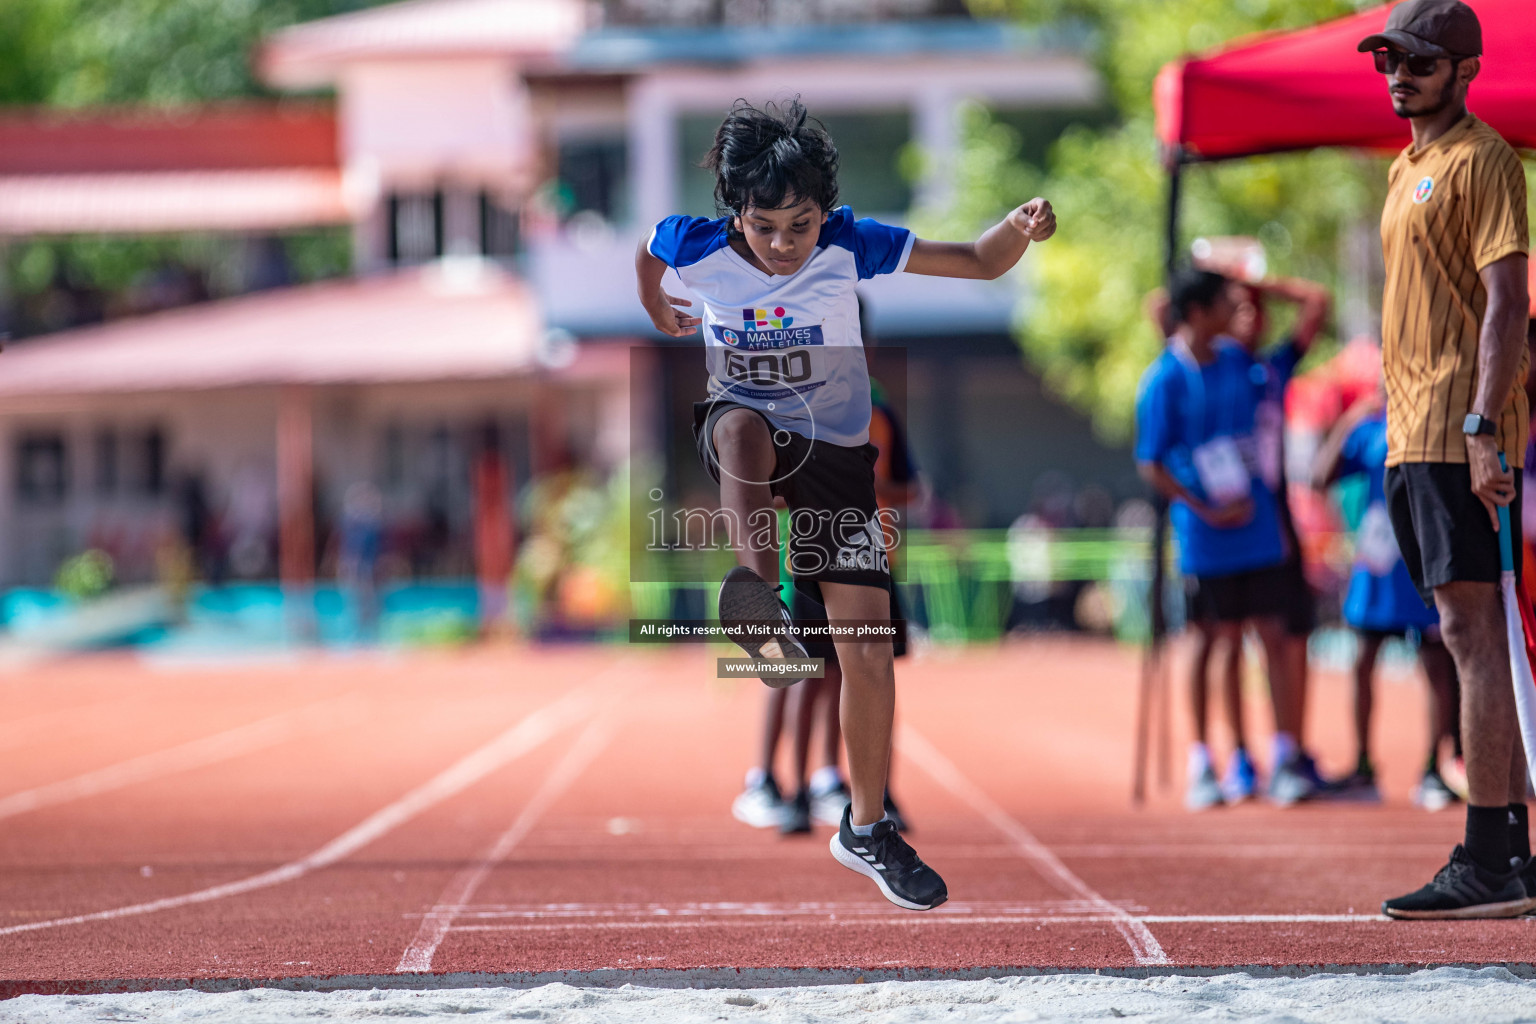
[647,215,727,269]
[851,216,913,280]
[1335,419,1374,479]
[1134,365,1177,465]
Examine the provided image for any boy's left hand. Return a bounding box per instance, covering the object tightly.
[1008,198,1055,242]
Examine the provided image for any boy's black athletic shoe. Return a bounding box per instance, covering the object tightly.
[718,566,808,688]
[780,789,812,835]
[1381,845,1530,920]
[831,805,947,911]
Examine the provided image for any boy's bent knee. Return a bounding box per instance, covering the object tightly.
[713,409,771,452]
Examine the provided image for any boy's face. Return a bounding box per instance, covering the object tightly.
[733,197,827,276]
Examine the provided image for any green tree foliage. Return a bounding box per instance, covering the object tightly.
[0,0,383,107]
[953,0,1388,441]
[0,0,383,339]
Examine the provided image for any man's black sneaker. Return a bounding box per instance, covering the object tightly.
[1382,845,1530,920]
[883,788,909,833]
[718,566,808,688]
[780,788,813,835]
[830,805,947,911]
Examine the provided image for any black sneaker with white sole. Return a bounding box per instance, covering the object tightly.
[718,565,808,688]
[830,804,947,911]
[1381,844,1530,920]
[780,788,812,835]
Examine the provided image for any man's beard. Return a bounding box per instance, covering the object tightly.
[1394,75,1459,119]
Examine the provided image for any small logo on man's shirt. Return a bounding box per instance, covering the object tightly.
[744,306,793,330]
[1413,176,1434,204]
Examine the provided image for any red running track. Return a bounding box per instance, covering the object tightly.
[0,638,1532,997]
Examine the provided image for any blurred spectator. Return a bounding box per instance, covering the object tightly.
[337,482,384,638]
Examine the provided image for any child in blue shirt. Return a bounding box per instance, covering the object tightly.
[1135,268,1296,811]
[636,99,1054,910]
[1312,396,1463,810]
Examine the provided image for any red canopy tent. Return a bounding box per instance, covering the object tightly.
[1152,0,1536,266]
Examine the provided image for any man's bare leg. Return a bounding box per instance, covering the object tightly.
[712,409,780,583]
[1436,580,1520,874]
[822,581,895,828]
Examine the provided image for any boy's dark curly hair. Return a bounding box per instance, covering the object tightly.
[703,98,840,228]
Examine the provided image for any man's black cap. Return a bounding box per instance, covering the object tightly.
[1357,0,1482,58]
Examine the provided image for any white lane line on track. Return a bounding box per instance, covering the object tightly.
[898,724,1169,966]
[448,913,1393,932]
[0,682,607,939]
[0,696,357,822]
[396,717,618,973]
[407,899,1146,919]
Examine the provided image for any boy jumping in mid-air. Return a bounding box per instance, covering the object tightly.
[635,99,1054,910]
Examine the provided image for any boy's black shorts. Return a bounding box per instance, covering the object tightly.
[1384,462,1523,606]
[1185,563,1290,625]
[693,400,892,602]
[1279,556,1316,637]
[791,582,909,663]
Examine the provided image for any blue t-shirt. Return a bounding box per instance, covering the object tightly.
[1134,343,1287,578]
[647,206,913,447]
[1335,413,1438,631]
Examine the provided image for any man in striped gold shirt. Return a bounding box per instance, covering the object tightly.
[1362,0,1535,921]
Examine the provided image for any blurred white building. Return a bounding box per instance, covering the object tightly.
[0,0,1132,590]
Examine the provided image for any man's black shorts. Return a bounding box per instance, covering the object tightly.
[791,582,909,663]
[693,400,891,601]
[1384,461,1524,606]
[1185,563,1290,625]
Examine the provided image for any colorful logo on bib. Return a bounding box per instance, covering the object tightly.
[720,328,742,346]
[743,306,793,330]
[1413,176,1434,204]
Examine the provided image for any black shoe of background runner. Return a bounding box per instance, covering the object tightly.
[718,566,808,688]
[1381,845,1529,920]
[1516,857,1536,915]
[830,805,947,911]
[883,789,909,833]
[780,788,812,835]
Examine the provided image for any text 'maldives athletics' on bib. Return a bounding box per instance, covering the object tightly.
[647,206,914,448]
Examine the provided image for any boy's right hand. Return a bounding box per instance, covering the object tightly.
[645,291,702,337]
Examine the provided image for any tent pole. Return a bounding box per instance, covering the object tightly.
[1163,149,1184,277]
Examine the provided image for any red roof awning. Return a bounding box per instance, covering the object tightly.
[1155,0,1536,162]
[0,104,346,236]
[0,263,542,397]
[0,105,336,175]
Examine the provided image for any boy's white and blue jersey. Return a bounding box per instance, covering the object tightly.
[1134,343,1287,579]
[646,206,913,447]
[1335,412,1439,632]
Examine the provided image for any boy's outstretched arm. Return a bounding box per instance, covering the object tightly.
[904,198,1056,280]
[635,238,702,337]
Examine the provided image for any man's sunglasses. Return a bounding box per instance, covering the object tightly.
[1372,48,1459,76]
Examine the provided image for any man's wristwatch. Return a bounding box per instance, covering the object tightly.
[1463,413,1497,437]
